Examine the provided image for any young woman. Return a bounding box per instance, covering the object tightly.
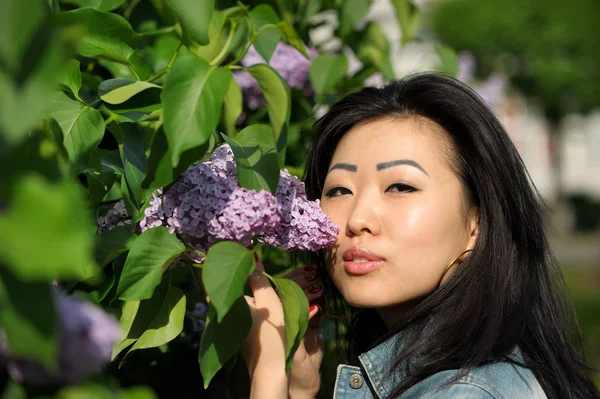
[240,73,600,398]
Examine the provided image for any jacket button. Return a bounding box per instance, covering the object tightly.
[348,373,364,389]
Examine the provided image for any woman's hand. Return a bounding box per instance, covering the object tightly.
[240,259,324,399]
[284,265,324,399]
[240,256,288,399]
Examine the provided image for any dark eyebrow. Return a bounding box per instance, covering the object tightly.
[376,159,430,177]
[328,163,357,173]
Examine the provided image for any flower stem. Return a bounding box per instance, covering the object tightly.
[147,43,183,83]
[210,21,238,66]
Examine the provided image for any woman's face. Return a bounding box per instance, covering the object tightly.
[320,117,478,319]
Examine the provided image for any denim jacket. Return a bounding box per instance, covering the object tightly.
[333,334,547,398]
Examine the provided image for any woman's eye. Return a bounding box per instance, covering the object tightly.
[387,183,417,194]
[324,187,352,197]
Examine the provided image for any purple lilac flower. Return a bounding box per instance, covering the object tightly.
[0,291,121,386]
[137,144,339,259]
[140,145,281,260]
[259,169,339,251]
[233,43,319,111]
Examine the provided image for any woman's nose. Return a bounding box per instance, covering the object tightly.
[345,192,382,237]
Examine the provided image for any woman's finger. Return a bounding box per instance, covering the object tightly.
[248,254,283,318]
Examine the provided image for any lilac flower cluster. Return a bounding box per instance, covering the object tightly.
[137,144,338,260]
[140,145,281,260]
[259,169,339,251]
[0,291,121,386]
[234,43,318,111]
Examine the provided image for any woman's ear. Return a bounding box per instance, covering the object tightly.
[467,207,480,250]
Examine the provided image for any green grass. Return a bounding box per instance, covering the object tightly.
[562,266,600,386]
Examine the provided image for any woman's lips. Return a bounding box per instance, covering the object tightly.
[342,248,384,275]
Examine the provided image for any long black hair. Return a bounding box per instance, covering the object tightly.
[304,73,600,398]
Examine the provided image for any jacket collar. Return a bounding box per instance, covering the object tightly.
[357,332,407,399]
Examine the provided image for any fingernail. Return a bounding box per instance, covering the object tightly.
[309,304,318,313]
[305,274,318,283]
[304,265,316,272]
[254,252,260,262]
[307,285,323,295]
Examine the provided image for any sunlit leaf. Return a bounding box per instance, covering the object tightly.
[117,227,185,301]
[58,59,82,99]
[54,8,141,65]
[223,78,243,136]
[250,4,280,62]
[48,91,105,174]
[277,21,309,59]
[99,79,161,105]
[162,54,231,167]
[165,0,213,46]
[246,64,290,167]
[202,242,255,322]
[221,124,280,194]
[273,277,309,371]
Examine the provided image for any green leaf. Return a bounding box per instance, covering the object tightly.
[357,22,396,80]
[162,55,232,167]
[246,64,290,166]
[117,227,185,301]
[338,0,372,38]
[95,226,136,267]
[223,76,243,136]
[0,175,97,282]
[116,276,186,358]
[221,125,280,194]
[121,123,147,205]
[48,91,105,174]
[309,53,349,95]
[436,45,459,77]
[102,149,124,174]
[250,5,280,62]
[99,79,161,105]
[390,0,421,45]
[54,8,141,64]
[143,126,216,193]
[87,169,117,205]
[87,149,117,205]
[59,0,126,11]
[277,21,310,59]
[165,0,213,46]
[0,268,58,370]
[272,277,309,371]
[58,59,82,99]
[112,299,140,359]
[120,174,142,222]
[0,0,47,73]
[199,297,251,388]
[202,242,255,322]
